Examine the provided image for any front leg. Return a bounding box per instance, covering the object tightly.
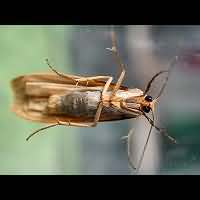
[106,31,126,99]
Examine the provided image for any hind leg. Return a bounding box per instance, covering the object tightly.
[46,59,113,87]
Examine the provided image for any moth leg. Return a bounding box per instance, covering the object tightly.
[64,77,113,127]
[26,120,91,141]
[57,102,104,128]
[60,76,113,128]
[111,66,125,98]
[46,59,95,86]
[87,76,113,126]
[106,32,126,98]
[46,57,114,88]
[75,76,112,87]
[26,123,60,141]
[76,76,112,82]
[91,77,113,123]
[56,120,93,128]
[46,59,79,84]
[56,121,97,128]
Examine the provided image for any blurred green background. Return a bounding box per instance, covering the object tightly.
[2,26,79,174]
[2,25,200,174]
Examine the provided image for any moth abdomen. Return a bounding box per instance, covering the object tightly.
[47,91,101,117]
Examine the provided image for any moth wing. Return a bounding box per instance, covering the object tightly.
[11,73,129,124]
[11,72,128,90]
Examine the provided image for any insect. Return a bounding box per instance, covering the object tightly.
[10,32,177,171]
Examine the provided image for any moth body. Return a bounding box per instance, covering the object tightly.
[11,73,146,124]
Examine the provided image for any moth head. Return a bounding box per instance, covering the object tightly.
[143,95,160,113]
[142,95,154,113]
[125,94,154,114]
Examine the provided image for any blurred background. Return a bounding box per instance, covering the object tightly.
[2,25,200,174]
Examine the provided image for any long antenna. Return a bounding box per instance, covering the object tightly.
[144,56,178,96]
[144,71,168,95]
[154,56,178,100]
[136,122,153,172]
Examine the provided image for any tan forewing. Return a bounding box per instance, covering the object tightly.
[11,73,130,124]
[12,73,128,89]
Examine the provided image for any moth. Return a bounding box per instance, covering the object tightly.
[10,32,177,171]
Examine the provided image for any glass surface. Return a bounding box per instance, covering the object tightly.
[2,25,200,174]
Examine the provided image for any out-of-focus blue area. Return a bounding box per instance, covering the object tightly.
[2,25,200,174]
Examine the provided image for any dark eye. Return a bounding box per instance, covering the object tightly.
[142,106,151,113]
[145,95,153,102]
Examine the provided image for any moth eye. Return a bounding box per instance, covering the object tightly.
[145,95,153,102]
[142,106,151,113]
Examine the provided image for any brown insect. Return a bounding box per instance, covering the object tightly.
[10,32,177,171]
